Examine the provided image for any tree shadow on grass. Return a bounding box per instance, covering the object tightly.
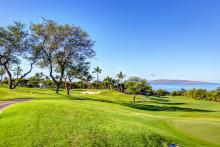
[142,96,186,105]
[71,96,214,113]
[21,92,214,113]
[126,103,213,112]
[150,101,186,105]
[147,97,170,102]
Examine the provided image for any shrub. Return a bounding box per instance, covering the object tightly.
[155,89,169,97]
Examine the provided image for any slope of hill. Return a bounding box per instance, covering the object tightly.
[0,86,220,146]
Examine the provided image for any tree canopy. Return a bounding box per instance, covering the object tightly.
[124,76,151,102]
[0,22,41,89]
[31,19,95,93]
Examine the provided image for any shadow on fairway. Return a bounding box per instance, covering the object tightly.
[150,101,186,105]
[147,97,170,102]
[69,96,214,113]
[22,91,214,113]
[126,103,213,112]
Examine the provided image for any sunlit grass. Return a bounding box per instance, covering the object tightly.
[0,86,220,146]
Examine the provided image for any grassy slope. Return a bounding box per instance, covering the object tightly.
[0,86,220,147]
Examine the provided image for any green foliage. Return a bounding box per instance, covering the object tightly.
[66,62,91,82]
[155,89,169,97]
[170,89,186,96]
[92,66,102,82]
[116,71,126,82]
[0,67,5,84]
[124,76,151,95]
[186,89,220,102]
[0,21,39,89]
[103,76,115,89]
[27,72,44,87]
[13,64,23,79]
[31,19,95,93]
[216,87,220,93]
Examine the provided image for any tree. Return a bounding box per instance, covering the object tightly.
[0,67,5,85]
[0,22,40,89]
[85,74,93,85]
[103,76,114,89]
[13,64,23,80]
[170,88,186,96]
[216,87,220,94]
[27,72,44,87]
[124,76,150,102]
[66,62,91,87]
[116,71,126,92]
[65,62,93,95]
[92,66,102,82]
[31,19,95,94]
[65,62,92,95]
[155,89,168,97]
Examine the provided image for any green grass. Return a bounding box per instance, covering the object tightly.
[0,86,220,146]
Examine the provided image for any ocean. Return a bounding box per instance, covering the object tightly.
[150,83,220,92]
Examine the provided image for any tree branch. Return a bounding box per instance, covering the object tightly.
[13,59,37,89]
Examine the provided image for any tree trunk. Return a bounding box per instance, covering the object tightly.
[97,73,99,82]
[13,61,36,89]
[48,58,60,94]
[133,95,136,103]
[4,65,13,89]
[8,77,13,89]
[66,88,70,96]
[55,84,60,94]
[96,73,99,89]
[0,75,3,85]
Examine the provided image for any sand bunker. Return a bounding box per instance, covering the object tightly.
[82,91,101,94]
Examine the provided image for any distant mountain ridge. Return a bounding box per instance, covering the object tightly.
[149,79,216,84]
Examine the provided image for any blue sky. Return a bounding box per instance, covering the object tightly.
[1,0,220,82]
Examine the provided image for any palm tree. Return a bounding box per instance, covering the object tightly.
[86,74,93,84]
[84,74,93,89]
[92,66,102,82]
[116,71,126,81]
[103,76,113,89]
[13,64,23,80]
[116,71,126,92]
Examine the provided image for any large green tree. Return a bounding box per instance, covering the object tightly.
[66,62,91,92]
[124,76,151,102]
[31,19,95,94]
[0,22,40,89]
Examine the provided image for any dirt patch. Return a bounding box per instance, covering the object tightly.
[0,99,31,111]
[82,91,101,95]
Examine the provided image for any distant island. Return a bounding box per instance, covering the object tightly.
[149,79,217,85]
